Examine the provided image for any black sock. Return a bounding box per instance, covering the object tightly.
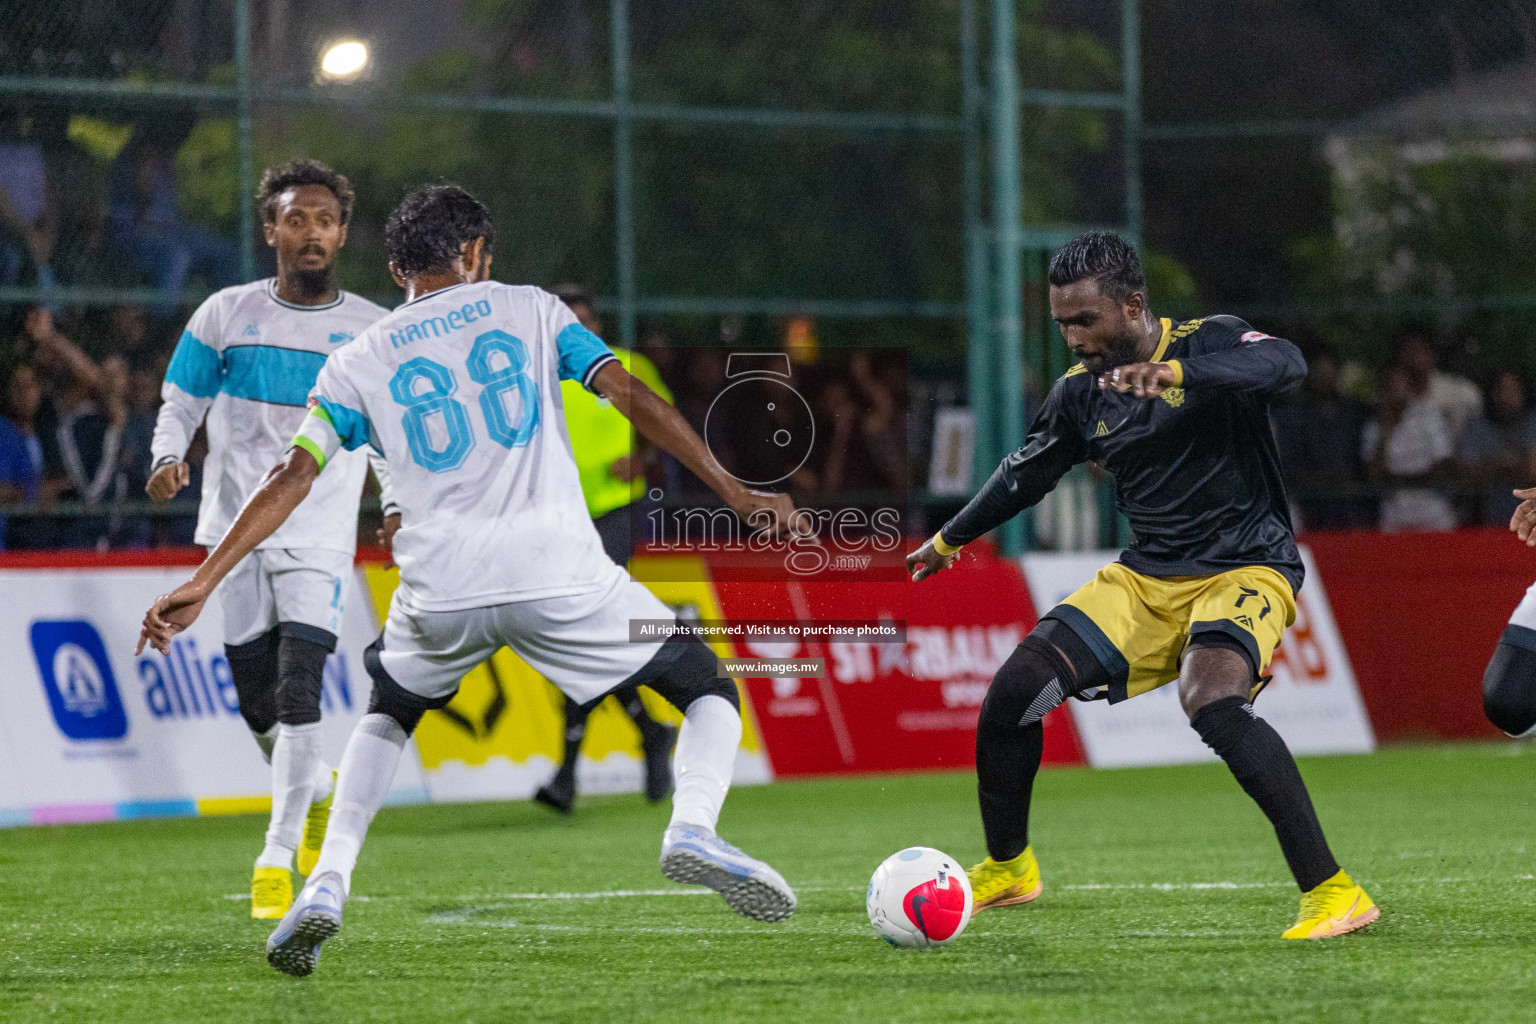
[557,696,590,779]
[978,719,1044,861]
[976,638,1074,862]
[614,683,671,746]
[1192,695,1341,891]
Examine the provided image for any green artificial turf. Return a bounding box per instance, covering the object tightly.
[3,744,1534,1023]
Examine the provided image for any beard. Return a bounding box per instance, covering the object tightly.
[1079,326,1144,375]
[288,264,334,300]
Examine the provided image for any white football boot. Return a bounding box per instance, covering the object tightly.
[266,870,346,977]
[659,823,796,922]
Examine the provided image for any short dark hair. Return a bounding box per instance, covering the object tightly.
[1047,231,1146,304]
[551,282,595,312]
[256,158,354,225]
[385,184,497,277]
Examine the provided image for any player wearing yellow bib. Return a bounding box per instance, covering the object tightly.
[534,283,678,814]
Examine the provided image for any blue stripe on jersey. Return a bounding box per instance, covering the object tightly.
[165,331,223,398]
[313,396,372,451]
[221,345,329,407]
[555,323,615,385]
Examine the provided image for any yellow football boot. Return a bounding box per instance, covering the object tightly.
[1281,870,1379,939]
[297,770,337,877]
[968,847,1043,912]
[251,866,293,920]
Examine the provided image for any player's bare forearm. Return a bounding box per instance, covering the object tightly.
[199,448,318,586]
[136,447,318,654]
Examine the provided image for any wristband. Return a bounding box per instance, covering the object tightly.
[932,531,962,556]
[151,455,181,472]
[1164,360,1184,387]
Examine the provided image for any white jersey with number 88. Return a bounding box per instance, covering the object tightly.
[295,280,621,613]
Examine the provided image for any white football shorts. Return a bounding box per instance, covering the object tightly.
[216,547,353,648]
[1510,580,1536,632]
[374,567,672,707]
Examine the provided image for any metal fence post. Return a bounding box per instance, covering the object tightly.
[612,0,637,349]
[991,0,1024,556]
[961,0,993,495]
[1122,0,1143,247]
[235,0,256,283]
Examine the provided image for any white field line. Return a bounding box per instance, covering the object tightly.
[426,905,867,937]
[224,893,374,901]
[226,873,1536,905]
[461,888,714,901]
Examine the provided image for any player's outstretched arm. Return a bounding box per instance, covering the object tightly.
[909,381,1087,583]
[136,447,319,655]
[1103,326,1307,399]
[591,360,796,534]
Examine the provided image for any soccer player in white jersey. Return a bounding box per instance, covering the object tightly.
[1485,485,1536,736]
[138,184,800,976]
[146,160,396,921]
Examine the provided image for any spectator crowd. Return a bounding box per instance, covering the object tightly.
[1275,332,1536,535]
[0,90,1529,548]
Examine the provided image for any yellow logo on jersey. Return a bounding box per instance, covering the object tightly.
[1095,420,1110,436]
[1160,387,1185,408]
[1171,318,1205,340]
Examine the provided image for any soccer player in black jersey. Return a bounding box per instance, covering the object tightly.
[907,232,1379,939]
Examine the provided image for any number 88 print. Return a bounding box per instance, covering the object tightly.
[388,329,542,472]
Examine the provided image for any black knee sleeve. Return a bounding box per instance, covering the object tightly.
[275,628,333,726]
[1484,627,1536,737]
[980,635,1078,733]
[638,635,739,714]
[226,628,280,734]
[363,635,452,736]
[981,621,1107,731]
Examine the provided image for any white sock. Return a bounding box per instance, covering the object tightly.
[256,722,324,870]
[312,758,335,802]
[668,695,741,833]
[309,714,407,894]
[251,724,279,764]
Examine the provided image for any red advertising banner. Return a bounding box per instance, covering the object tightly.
[1304,527,1532,742]
[707,543,1086,776]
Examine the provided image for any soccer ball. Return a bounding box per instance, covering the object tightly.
[866,846,973,948]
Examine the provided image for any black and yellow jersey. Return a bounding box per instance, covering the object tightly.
[940,315,1307,592]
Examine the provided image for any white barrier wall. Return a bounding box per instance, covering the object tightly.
[0,566,428,826]
[1020,548,1375,768]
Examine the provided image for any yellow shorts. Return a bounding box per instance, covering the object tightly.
[1047,562,1297,703]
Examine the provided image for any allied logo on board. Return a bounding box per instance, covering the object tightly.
[135,637,358,720]
[30,618,359,740]
[30,621,128,741]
